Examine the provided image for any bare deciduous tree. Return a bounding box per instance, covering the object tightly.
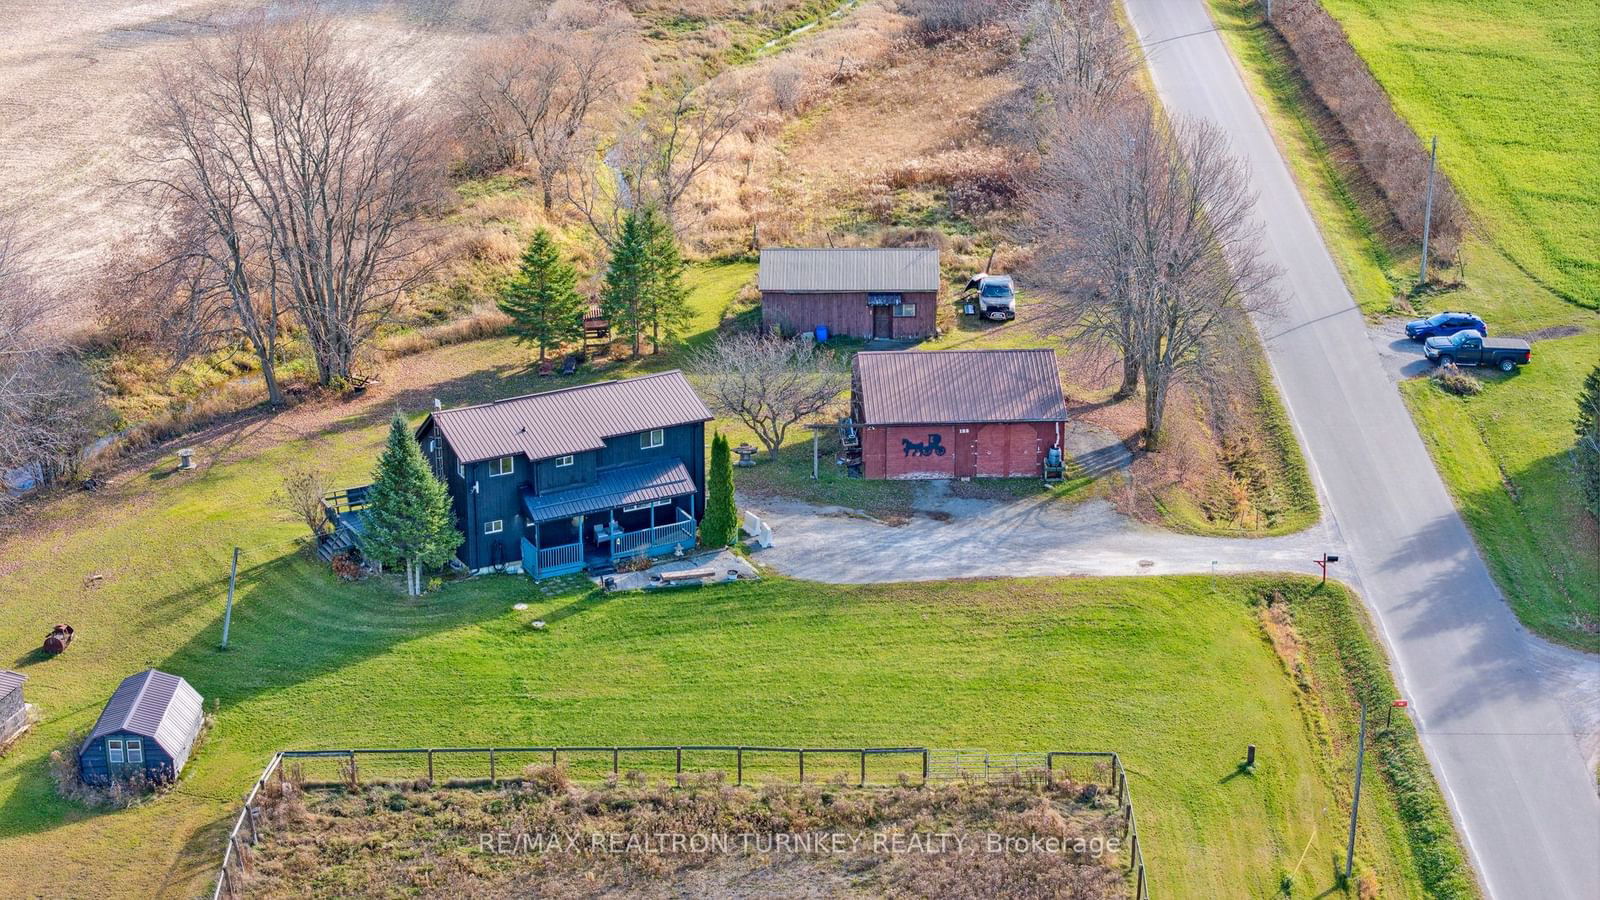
[1019,0,1136,120]
[453,5,640,207]
[0,224,103,511]
[570,74,746,245]
[1031,105,1278,450]
[690,332,849,459]
[274,465,331,538]
[139,14,443,391]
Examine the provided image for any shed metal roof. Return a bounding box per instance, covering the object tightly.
[86,669,205,761]
[758,248,941,293]
[523,458,696,523]
[854,349,1069,425]
[0,670,24,697]
[425,371,712,464]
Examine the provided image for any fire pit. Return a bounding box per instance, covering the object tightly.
[732,443,759,467]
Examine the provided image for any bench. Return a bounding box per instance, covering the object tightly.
[653,567,718,584]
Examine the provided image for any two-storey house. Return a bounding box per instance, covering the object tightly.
[409,370,712,579]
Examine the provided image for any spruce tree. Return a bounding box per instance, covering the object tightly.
[499,229,585,363]
[701,433,738,547]
[600,211,649,357]
[363,414,462,596]
[1577,362,1600,518]
[640,208,691,354]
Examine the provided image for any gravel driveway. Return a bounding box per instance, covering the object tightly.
[744,486,1342,583]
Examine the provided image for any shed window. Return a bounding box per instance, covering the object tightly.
[107,739,124,764]
[484,519,504,534]
[491,456,515,476]
[892,303,917,318]
[457,462,465,478]
[126,739,143,764]
[641,429,664,450]
[554,455,574,468]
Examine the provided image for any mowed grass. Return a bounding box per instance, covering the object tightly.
[1207,0,1600,648]
[0,430,1435,897]
[1319,0,1599,308]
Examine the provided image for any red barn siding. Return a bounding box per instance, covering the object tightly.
[861,421,1060,479]
[761,291,938,339]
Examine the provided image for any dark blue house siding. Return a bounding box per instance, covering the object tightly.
[79,731,178,785]
[419,420,707,572]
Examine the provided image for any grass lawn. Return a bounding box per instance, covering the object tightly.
[1206,0,1600,649]
[0,429,1455,897]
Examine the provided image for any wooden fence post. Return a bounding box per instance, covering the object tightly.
[798,750,805,783]
[246,805,259,845]
[427,750,434,785]
[349,751,357,787]
[1136,864,1146,899]
[551,748,557,767]
[612,748,619,775]
[675,747,682,774]
[859,750,866,787]
[489,749,496,785]
[736,748,743,786]
[1128,832,1139,871]
[922,749,929,782]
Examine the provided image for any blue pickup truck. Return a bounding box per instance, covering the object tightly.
[1423,330,1531,372]
[1406,311,1487,341]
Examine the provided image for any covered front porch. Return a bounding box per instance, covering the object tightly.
[520,460,700,579]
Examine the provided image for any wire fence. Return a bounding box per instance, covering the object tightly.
[212,744,1149,900]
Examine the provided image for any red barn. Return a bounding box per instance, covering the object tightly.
[759,248,940,340]
[851,349,1069,480]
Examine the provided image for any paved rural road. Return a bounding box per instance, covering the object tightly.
[1119,1,1600,896]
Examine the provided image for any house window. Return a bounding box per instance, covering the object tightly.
[456,462,465,478]
[491,456,514,476]
[107,739,124,764]
[484,519,504,534]
[126,739,143,764]
[640,429,664,450]
[893,303,917,318]
[554,455,574,468]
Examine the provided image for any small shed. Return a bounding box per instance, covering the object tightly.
[79,669,205,786]
[851,349,1069,479]
[0,670,27,745]
[759,248,941,341]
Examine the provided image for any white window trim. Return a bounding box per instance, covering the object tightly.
[107,739,124,764]
[554,455,574,468]
[484,519,504,534]
[641,429,664,450]
[456,462,464,478]
[893,303,917,318]
[126,739,143,764]
[491,456,514,476]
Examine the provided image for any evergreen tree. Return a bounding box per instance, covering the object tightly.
[499,229,585,363]
[363,413,462,596]
[639,208,691,354]
[600,210,649,357]
[701,432,738,547]
[1577,362,1600,519]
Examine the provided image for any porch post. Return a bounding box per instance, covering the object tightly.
[609,509,617,561]
[577,515,585,567]
[533,521,540,578]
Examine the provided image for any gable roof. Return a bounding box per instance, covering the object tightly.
[0,670,24,697]
[758,248,941,293]
[86,669,205,760]
[424,370,712,465]
[854,350,1069,425]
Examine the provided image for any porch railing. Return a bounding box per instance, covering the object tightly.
[537,541,582,572]
[613,513,695,558]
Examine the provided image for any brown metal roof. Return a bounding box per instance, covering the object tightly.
[425,370,713,464]
[758,248,941,293]
[86,669,205,761]
[854,349,1069,425]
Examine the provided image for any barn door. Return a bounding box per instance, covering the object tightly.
[872,304,892,339]
[954,427,978,479]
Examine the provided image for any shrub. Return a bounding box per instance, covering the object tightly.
[1269,0,1463,262]
[899,0,1021,38]
[1577,363,1600,519]
[522,764,572,795]
[1429,363,1481,396]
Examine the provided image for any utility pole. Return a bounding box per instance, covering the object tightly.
[221,546,240,649]
[1419,136,1438,287]
[1345,700,1368,882]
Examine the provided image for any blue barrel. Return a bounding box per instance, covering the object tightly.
[814,324,829,343]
